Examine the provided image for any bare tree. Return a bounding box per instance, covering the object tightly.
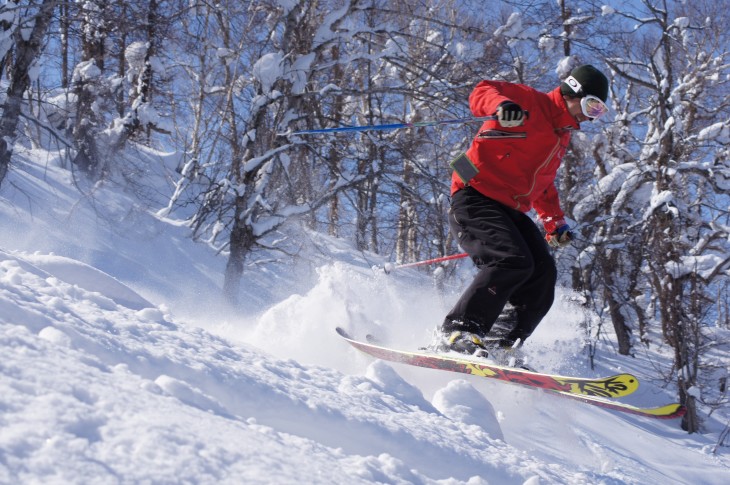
[70,0,108,176]
[162,1,364,304]
[569,0,730,432]
[0,0,54,187]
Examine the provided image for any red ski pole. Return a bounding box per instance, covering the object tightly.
[383,253,469,274]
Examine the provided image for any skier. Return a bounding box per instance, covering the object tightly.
[438,64,610,357]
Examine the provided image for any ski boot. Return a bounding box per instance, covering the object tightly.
[482,337,530,369]
[443,330,490,358]
[425,329,489,357]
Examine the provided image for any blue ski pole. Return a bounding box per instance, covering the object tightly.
[280,115,497,136]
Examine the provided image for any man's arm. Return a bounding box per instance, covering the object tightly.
[469,80,512,117]
[534,184,566,234]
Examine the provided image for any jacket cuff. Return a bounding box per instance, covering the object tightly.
[542,217,566,234]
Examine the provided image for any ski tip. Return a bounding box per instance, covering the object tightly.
[335,327,350,339]
[641,402,687,419]
[663,404,687,419]
[638,403,686,420]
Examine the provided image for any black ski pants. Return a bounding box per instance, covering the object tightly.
[442,187,557,342]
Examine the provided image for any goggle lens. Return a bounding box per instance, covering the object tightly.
[581,95,609,119]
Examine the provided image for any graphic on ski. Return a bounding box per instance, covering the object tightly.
[337,328,686,419]
[337,327,637,398]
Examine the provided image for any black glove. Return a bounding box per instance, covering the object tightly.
[496,101,526,127]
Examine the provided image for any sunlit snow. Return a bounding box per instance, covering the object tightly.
[1,147,728,484]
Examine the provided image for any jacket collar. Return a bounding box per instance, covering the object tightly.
[548,87,580,131]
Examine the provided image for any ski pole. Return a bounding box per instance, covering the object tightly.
[281,115,497,136]
[383,252,469,274]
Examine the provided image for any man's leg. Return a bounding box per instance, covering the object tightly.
[504,211,558,343]
[442,188,536,336]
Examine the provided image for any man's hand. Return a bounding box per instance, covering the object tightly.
[496,101,526,127]
[546,224,573,248]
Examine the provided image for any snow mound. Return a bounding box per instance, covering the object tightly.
[1,249,630,484]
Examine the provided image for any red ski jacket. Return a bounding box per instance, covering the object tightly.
[452,81,578,233]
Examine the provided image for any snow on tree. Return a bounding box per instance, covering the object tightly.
[0,0,54,186]
[562,0,730,433]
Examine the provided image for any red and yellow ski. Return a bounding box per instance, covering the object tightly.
[337,327,685,419]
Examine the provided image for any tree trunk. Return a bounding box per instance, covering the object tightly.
[223,208,255,305]
[396,160,416,263]
[60,0,69,88]
[600,248,633,355]
[72,2,107,177]
[327,45,344,237]
[0,0,55,187]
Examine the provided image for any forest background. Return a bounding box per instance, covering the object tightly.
[0,0,728,434]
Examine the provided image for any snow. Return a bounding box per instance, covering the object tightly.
[667,254,728,280]
[563,16,593,27]
[447,40,484,63]
[1,148,729,483]
[72,60,102,83]
[556,56,577,79]
[253,52,285,94]
[538,35,555,52]
[698,122,730,144]
[674,17,690,30]
[494,12,524,39]
[289,53,315,95]
[313,3,351,45]
[125,41,148,71]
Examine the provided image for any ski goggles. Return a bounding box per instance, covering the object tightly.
[580,95,609,120]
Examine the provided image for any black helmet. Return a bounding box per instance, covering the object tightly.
[560,64,609,102]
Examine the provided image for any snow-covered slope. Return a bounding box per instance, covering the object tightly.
[1,148,729,484]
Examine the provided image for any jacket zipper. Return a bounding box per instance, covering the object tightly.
[512,140,561,210]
